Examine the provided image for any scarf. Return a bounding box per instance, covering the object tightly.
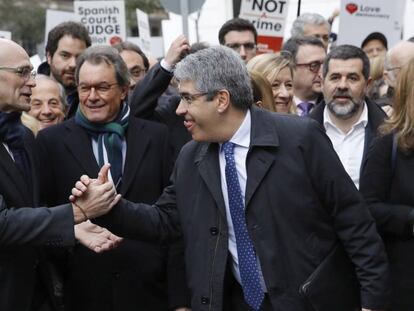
[0,111,32,189]
[75,102,130,186]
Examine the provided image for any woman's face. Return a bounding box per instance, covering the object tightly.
[269,67,293,113]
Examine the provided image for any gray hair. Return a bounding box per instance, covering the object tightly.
[174,46,253,110]
[291,13,330,37]
[75,45,130,87]
[35,74,67,107]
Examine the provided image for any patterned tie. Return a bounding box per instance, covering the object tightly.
[223,142,264,310]
[298,102,314,116]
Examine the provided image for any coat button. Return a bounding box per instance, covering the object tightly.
[200,296,210,304]
[209,227,218,235]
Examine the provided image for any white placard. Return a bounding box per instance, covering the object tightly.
[403,0,414,40]
[0,31,11,40]
[239,0,290,52]
[136,9,151,56]
[74,0,126,45]
[45,10,76,43]
[337,0,405,48]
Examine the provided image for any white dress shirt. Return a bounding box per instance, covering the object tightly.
[91,138,127,185]
[323,103,368,189]
[218,110,267,291]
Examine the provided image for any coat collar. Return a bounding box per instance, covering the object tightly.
[195,105,280,213]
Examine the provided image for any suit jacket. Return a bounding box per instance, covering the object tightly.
[360,133,414,311]
[0,129,74,311]
[309,97,386,176]
[35,116,189,311]
[101,107,389,311]
[130,63,191,161]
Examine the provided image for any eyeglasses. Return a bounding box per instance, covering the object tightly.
[296,61,323,73]
[179,92,208,105]
[77,82,119,97]
[0,66,36,81]
[225,42,256,52]
[129,66,146,80]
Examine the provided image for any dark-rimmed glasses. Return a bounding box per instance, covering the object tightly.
[0,66,36,81]
[77,82,119,97]
[296,61,323,73]
[179,92,208,105]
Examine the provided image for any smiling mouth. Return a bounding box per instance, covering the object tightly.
[183,120,194,130]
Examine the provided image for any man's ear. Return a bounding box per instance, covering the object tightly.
[46,51,52,65]
[365,77,373,93]
[216,89,231,113]
[120,85,129,101]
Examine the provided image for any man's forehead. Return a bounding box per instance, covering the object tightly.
[303,23,329,35]
[297,44,326,62]
[224,30,255,44]
[327,58,364,74]
[0,40,30,67]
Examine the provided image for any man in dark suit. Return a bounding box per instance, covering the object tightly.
[310,45,386,189]
[78,46,389,311]
[0,38,120,311]
[36,45,189,311]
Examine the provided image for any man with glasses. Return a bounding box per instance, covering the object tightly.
[282,36,326,116]
[35,45,190,311]
[291,13,331,51]
[309,45,386,189]
[0,38,120,311]
[74,45,389,311]
[113,41,149,93]
[384,41,414,93]
[219,18,257,63]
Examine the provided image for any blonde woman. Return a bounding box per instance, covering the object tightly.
[247,52,295,114]
[360,56,414,311]
[249,70,275,112]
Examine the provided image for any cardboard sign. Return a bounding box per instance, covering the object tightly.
[0,31,11,40]
[239,0,290,52]
[338,0,405,48]
[74,0,126,45]
[45,10,76,43]
[136,9,151,56]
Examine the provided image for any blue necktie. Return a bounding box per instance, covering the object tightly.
[223,142,264,310]
[298,102,314,116]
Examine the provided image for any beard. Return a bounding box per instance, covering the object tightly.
[326,91,362,120]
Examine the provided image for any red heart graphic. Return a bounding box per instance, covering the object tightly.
[346,3,358,14]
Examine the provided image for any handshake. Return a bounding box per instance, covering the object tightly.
[70,164,123,253]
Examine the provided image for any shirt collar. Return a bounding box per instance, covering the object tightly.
[323,101,368,131]
[294,96,316,106]
[224,109,251,149]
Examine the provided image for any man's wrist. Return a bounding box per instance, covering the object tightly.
[160,58,174,73]
[72,202,88,224]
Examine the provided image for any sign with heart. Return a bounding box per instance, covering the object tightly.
[345,3,358,14]
[338,0,405,48]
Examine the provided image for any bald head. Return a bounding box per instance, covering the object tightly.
[0,39,35,112]
[384,41,414,88]
[0,38,29,66]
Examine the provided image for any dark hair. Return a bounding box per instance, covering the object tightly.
[218,18,257,45]
[323,45,370,80]
[282,36,325,63]
[46,21,91,57]
[75,45,130,87]
[112,41,150,71]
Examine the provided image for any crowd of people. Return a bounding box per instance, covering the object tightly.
[1,9,414,311]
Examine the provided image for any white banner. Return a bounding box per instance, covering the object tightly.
[0,31,11,40]
[239,0,290,52]
[45,10,76,43]
[74,0,126,45]
[338,0,405,47]
[136,9,151,56]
